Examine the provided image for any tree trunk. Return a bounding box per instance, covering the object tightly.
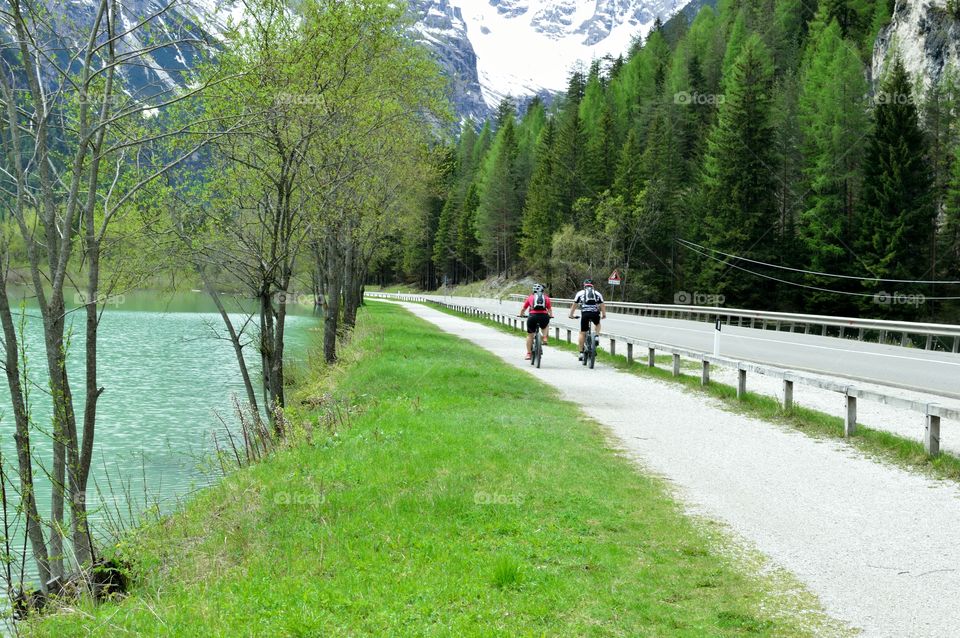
[200,271,261,417]
[322,235,344,364]
[0,285,52,590]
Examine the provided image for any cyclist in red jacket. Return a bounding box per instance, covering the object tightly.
[519,283,553,360]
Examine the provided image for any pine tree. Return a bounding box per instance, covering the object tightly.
[583,98,617,196]
[432,197,457,281]
[614,128,644,201]
[553,101,587,225]
[475,117,522,274]
[858,56,935,317]
[699,33,780,308]
[520,119,562,272]
[797,18,869,312]
[456,183,483,280]
[941,145,960,280]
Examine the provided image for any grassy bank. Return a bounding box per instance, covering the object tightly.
[28,303,842,636]
[433,303,960,483]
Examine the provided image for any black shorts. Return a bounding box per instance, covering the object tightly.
[580,311,601,332]
[526,314,550,334]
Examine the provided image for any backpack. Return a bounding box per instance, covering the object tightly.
[584,287,597,304]
[533,292,546,310]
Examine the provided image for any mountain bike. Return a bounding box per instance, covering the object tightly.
[521,315,545,368]
[531,325,543,368]
[582,323,598,369]
[572,316,598,369]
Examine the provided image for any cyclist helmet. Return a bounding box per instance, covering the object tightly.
[583,278,594,287]
[532,283,545,294]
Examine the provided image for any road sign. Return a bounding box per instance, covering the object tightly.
[608,269,621,286]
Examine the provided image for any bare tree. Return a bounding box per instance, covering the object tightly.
[0,0,220,592]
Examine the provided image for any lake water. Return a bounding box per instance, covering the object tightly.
[0,291,317,582]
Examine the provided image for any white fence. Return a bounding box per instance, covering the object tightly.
[506,294,960,352]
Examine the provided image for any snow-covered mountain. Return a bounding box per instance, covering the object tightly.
[7,0,685,121]
[411,0,687,117]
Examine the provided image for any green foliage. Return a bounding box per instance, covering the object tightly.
[520,120,562,272]
[401,0,960,317]
[699,34,780,307]
[857,57,936,317]
[475,111,523,274]
[797,17,870,311]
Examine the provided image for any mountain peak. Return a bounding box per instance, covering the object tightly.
[412,0,683,117]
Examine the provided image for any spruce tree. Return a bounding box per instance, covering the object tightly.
[553,100,587,225]
[475,117,522,274]
[520,119,562,272]
[797,18,869,312]
[858,56,935,316]
[457,183,483,279]
[699,33,779,308]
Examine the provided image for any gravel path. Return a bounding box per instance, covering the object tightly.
[392,301,960,638]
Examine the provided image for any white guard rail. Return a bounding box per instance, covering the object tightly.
[506,295,960,353]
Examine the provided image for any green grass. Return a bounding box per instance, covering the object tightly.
[26,303,846,637]
[433,303,960,483]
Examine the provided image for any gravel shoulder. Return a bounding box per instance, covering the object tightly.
[393,300,960,638]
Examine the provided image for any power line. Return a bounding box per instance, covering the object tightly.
[681,243,960,300]
[677,238,960,285]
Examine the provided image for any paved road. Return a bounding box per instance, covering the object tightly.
[426,294,960,399]
[398,300,960,638]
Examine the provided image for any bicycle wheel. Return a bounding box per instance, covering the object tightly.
[588,334,597,369]
[535,332,543,368]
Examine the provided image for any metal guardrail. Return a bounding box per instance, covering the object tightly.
[381,293,957,458]
[506,294,960,352]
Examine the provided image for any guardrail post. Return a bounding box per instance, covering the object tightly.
[925,405,941,457]
[925,335,933,350]
[610,339,616,356]
[627,343,634,364]
[554,326,560,341]
[954,337,959,354]
[701,360,710,386]
[673,354,681,377]
[783,379,794,410]
[844,390,857,437]
[648,347,656,368]
[737,366,747,399]
[566,329,571,343]
[900,332,909,347]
